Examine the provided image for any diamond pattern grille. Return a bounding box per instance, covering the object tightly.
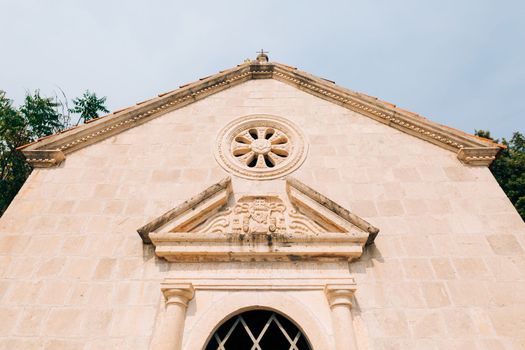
[205,310,312,350]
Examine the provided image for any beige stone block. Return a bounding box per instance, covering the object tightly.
[406,310,445,338]
[402,234,436,256]
[5,256,38,278]
[56,216,87,234]
[181,168,210,183]
[444,309,476,338]
[0,235,30,254]
[377,200,405,217]
[486,256,525,281]
[27,235,61,257]
[512,338,525,350]
[93,183,119,198]
[110,306,155,337]
[43,308,83,337]
[82,308,113,336]
[116,257,144,279]
[402,258,434,280]
[489,282,525,307]
[489,306,525,337]
[371,235,404,258]
[446,281,491,307]
[313,168,341,183]
[124,200,147,216]
[0,280,10,302]
[14,307,48,336]
[421,282,451,308]
[417,166,447,182]
[393,167,422,182]
[372,310,410,337]
[387,282,426,308]
[75,199,104,215]
[67,282,91,305]
[6,281,42,304]
[371,258,405,281]
[48,200,75,214]
[85,338,127,350]
[478,339,507,350]
[402,198,428,216]
[349,200,378,218]
[470,309,496,337]
[1,338,44,349]
[85,235,120,257]
[452,258,490,280]
[486,234,524,255]
[62,257,95,279]
[103,200,126,215]
[84,216,114,234]
[431,258,457,280]
[0,307,19,334]
[81,168,110,183]
[443,167,476,182]
[61,235,87,255]
[93,258,117,280]
[150,169,181,183]
[453,234,492,256]
[87,283,114,307]
[37,280,71,305]
[425,198,452,215]
[44,339,85,350]
[36,257,65,278]
[378,182,406,200]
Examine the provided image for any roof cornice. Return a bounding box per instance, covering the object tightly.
[20,60,501,167]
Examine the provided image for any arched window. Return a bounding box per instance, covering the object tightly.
[205,309,312,350]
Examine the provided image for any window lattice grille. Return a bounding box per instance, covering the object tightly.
[205,310,312,350]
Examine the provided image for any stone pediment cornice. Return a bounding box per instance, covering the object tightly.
[20,58,501,167]
[137,176,379,262]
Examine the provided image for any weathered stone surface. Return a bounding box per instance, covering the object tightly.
[0,76,523,348]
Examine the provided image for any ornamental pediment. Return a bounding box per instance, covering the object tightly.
[137,177,379,262]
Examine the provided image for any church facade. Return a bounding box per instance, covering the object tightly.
[1,53,525,349]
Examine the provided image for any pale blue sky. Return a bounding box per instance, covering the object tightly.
[1,0,523,139]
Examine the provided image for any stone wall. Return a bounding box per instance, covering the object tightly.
[0,79,524,349]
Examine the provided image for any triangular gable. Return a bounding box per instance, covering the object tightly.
[137,177,379,262]
[20,54,501,167]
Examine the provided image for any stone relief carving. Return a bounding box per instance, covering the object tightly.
[141,177,378,262]
[191,196,331,239]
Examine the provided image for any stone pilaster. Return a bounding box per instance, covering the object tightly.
[151,283,194,350]
[325,284,358,350]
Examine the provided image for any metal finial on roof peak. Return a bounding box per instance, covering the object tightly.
[256,49,269,63]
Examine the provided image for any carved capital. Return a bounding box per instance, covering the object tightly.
[161,283,195,307]
[325,284,356,308]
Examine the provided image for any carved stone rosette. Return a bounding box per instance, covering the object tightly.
[214,115,308,180]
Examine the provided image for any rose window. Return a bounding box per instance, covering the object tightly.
[215,115,308,180]
[232,127,289,169]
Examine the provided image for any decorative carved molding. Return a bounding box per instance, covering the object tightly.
[160,283,195,307]
[214,114,308,180]
[138,177,378,262]
[457,147,500,166]
[20,59,501,167]
[325,285,356,308]
[162,277,356,291]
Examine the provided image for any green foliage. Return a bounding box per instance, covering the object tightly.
[0,89,109,216]
[0,91,32,216]
[20,90,63,138]
[70,90,109,124]
[475,130,525,219]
